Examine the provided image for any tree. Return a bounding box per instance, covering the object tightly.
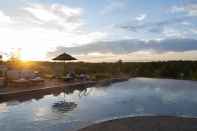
[0,55,2,64]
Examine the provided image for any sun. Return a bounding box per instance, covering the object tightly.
[19,48,47,61]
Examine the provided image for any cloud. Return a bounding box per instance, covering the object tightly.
[119,16,195,38]
[171,3,197,16]
[191,28,197,34]
[135,14,147,21]
[47,38,197,58]
[100,1,126,15]
[171,6,185,13]
[162,28,186,38]
[120,17,187,32]
[48,38,197,62]
[0,11,12,24]
[0,3,107,60]
[74,51,197,62]
[15,3,84,31]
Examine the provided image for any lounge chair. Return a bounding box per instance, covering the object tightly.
[64,72,76,82]
[0,65,7,87]
[6,70,44,87]
[6,70,29,87]
[78,74,90,81]
[21,70,44,85]
[30,76,44,85]
[10,78,30,87]
[0,68,4,87]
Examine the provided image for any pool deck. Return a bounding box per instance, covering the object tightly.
[0,77,129,102]
[79,116,197,131]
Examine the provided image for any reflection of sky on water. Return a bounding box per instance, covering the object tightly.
[1,78,197,131]
[33,107,53,121]
[0,103,8,113]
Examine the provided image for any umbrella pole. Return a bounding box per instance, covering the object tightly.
[64,92,65,102]
[64,61,66,76]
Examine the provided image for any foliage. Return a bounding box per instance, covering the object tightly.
[0,70,2,77]
[4,60,197,80]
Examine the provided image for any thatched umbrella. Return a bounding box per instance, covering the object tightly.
[53,53,77,75]
[53,53,77,61]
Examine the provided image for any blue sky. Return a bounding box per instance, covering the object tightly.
[0,0,197,61]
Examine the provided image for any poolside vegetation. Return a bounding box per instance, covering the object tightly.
[1,59,197,81]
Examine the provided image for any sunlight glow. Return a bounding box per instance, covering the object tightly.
[20,48,47,61]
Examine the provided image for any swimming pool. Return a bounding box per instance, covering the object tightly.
[1,78,197,131]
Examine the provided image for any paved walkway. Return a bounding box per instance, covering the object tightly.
[0,79,64,93]
[79,116,197,131]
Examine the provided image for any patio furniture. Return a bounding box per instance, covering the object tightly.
[79,74,90,81]
[21,70,44,86]
[0,65,7,87]
[6,70,29,87]
[30,76,44,85]
[52,53,77,75]
[64,72,76,82]
[6,70,44,87]
[9,78,30,87]
[6,70,20,80]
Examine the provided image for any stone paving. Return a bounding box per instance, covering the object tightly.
[79,116,197,131]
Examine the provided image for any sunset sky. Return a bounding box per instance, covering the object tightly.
[0,0,197,61]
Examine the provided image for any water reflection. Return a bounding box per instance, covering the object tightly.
[51,88,93,113]
[0,84,90,103]
[52,101,77,113]
[1,78,197,131]
[33,107,52,121]
[0,103,8,113]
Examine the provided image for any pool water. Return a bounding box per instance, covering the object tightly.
[1,78,197,131]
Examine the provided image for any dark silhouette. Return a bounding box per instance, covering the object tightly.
[52,53,77,61]
[52,101,77,113]
[52,52,77,75]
